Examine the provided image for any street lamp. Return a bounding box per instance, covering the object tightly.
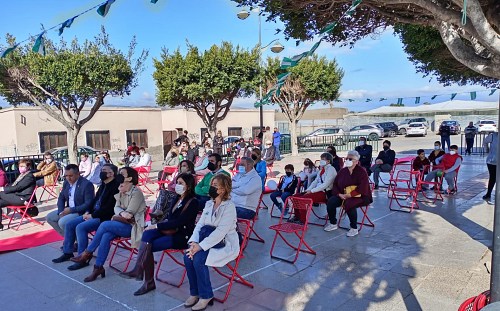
[237,7,284,142]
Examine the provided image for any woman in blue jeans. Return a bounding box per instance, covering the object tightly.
[71,167,146,283]
[119,173,199,296]
[184,174,239,311]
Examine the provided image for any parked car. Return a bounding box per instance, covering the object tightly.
[222,136,241,157]
[440,120,461,135]
[46,146,99,165]
[299,128,346,147]
[476,120,498,133]
[398,118,428,135]
[348,124,383,141]
[375,122,398,137]
[406,122,428,137]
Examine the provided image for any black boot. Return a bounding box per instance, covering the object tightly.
[52,253,74,263]
[120,242,148,281]
[133,243,156,296]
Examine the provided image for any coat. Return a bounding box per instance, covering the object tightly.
[156,196,199,249]
[89,179,120,222]
[33,161,58,186]
[307,164,336,193]
[189,200,239,267]
[4,172,36,201]
[57,177,95,215]
[114,185,147,248]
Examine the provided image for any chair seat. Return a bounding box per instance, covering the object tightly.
[263,187,274,194]
[269,222,304,233]
[6,203,35,209]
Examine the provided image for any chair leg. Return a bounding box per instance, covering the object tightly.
[155,250,186,287]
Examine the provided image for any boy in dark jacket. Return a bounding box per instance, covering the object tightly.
[270,164,298,215]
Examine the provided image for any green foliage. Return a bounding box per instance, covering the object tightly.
[394,24,499,88]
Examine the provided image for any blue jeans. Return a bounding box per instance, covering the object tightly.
[184,250,213,299]
[236,206,256,220]
[275,144,281,160]
[141,229,174,252]
[270,190,293,209]
[86,220,132,266]
[63,216,100,254]
[441,135,451,151]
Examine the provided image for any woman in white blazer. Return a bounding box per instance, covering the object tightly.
[183,174,239,311]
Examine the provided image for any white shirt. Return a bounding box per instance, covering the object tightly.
[135,153,151,167]
[68,182,76,208]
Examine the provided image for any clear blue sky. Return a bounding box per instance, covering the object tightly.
[0,0,497,112]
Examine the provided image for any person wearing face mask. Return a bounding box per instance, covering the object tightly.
[213,131,224,155]
[324,150,372,237]
[326,146,344,173]
[157,147,181,186]
[231,157,262,219]
[0,159,37,230]
[33,152,58,187]
[195,153,230,211]
[428,141,445,166]
[71,167,146,283]
[87,155,105,186]
[127,150,140,167]
[251,148,267,189]
[184,174,239,310]
[202,132,213,152]
[412,149,431,174]
[262,140,276,165]
[120,173,199,296]
[187,141,200,163]
[292,153,337,224]
[371,140,396,189]
[355,137,373,175]
[194,147,211,176]
[422,145,462,194]
[53,164,120,268]
[270,164,298,215]
[299,158,318,190]
[130,147,152,171]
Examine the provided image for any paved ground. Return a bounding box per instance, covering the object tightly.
[0,145,494,311]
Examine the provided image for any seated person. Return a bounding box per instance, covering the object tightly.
[324,150,372,237]
[262,140,276,165]
[231,157,262,220]
[46,164,95,236]
[71,167,147,283]
[79,153,92,178]
[126,142,140,156]
[422,145,462,194]
[298,158,318,190]
[130,147,151,171]
[428,141,446,166]
[187,141,199,163]
[371,140,396,189]
[355,137,373,175]
[195,153,230,210]
[52,164,120,267]
[250,148,267,189]
[0,159,37,230]
[87,155,104,186]
[413,149,430,174]
[120,173,199,296]
[270,164,298,215]
[127,150,140,167]
[34,152,58,187]
[194,148,210,176]
[167,160,195,192]
[326,146,344,173]
[183,174,239,310]
[101,152,113,164]
[292,153,337,224]
[157,147,181,184]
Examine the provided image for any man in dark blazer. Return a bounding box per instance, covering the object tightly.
[47,164,95,236]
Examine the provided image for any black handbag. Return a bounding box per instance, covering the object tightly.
[199,225,225,249]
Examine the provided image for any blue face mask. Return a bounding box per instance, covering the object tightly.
[238,165,246,174]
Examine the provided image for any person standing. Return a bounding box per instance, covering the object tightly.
[483,132,498,200]
[213,131,224,156]
[438,121,452,151]
[273,127,281,161]
[464,122,477,155]
[202,132,213,153]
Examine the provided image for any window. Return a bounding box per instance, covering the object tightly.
[86,131,110,150]
[126,130,148,148]
[324,129,339,134]
[227,127,242,137]
[39,132,67,153]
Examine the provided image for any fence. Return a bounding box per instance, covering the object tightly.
[459,133,490,156]
[296,134,380,153]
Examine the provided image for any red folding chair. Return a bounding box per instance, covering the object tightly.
[36,170,60,202]
[135,161,153,194]
[266,162,275,178]
[388,170,421,213]
[108,206,150,272]
[269,177,302,218]
[213,219,254,303]
[155,249,187,287]
[338,182,375,231]
[417,165,444,204]
[269,197,316,264]
[157,166,177,191]
[6,190,42,230]
[245,193,265,244]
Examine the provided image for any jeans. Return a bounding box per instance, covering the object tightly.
[63,217,101,254]
[371,164,392,186]
[86,220,132,266]
[184,250,213,299]
[36,178,45,187]
[465,138,474,154]
[46,210,80,236]
[274,144,281,160]
[236,206,256,220]
[441,135,451,151]
[141,229,175,252]
[486,163,496,196]
[424,170,457,191]
[270,191,293,210]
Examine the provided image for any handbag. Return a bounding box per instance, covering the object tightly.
[199,225,225,249]
[160,197,194,235]
[111,214,135,224]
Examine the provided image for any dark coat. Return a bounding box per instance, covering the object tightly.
[57,177,95,215]
[277,175,298,194]
[89,178,120,222]
[355,144,373,168]
[376,149,396,167]
[4,172,36,201]
[332,165,373,210]
[157,196,199,249]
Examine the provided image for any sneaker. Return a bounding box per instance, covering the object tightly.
[324,223,338,232]
[346,228,359,237]
[483,194,491,200]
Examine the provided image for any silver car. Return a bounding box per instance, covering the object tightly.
[348,124,384,141]
[299,128,346,147]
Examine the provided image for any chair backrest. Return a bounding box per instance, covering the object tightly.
[236,219,252,252]
[51,169,61,185]
[295,177,303,194]
[283,196,313,225]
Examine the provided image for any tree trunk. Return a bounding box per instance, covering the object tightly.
[290,120,299,156]
[67,126,80,165]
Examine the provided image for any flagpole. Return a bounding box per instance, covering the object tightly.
[490,90,500,301]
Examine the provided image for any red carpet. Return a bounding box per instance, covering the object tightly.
[0,229,63,253]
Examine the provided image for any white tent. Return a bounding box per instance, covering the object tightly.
[357,100,498,116]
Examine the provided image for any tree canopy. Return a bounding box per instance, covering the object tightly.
[0,27,148,162]
[235,0,500,81]
[153,41,260,134]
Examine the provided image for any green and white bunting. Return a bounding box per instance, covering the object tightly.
[58,17,76,36]
[451,93,457,100]
[0,44,19,58]
[32,32,46,55]
[97,0,116,17]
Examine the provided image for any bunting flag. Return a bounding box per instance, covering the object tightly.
[490,89,497,96]
[379,98,387,101]
[58,16,76,36]
[0,44,19,58]
[32,32,46,55]
[431,95,438,100]
[451,93,457,100]
[319,22,337,35]
[348,99,355,102]
[415,97,420,104]
[365,98,372,102]
[97,0,116,17]
[470,91,477,100]
[151,0,159,2]
[397,98,403,105]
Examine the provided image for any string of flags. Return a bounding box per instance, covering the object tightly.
[0,0,159,58]
[255,0,363,108]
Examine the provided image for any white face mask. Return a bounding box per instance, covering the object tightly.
[140,151,145,156]
[434,146,440,150]
[45,159,53,164]
[174,184,185,195]
[449,150,457,155]
[358,141,365,146]
[344,160,353,168]
[319,160,327,167]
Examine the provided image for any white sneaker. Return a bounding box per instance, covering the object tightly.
[324,223,338,232]
[346,228,359,237]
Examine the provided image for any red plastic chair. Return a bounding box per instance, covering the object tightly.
[6,190,42,230]
[135,161,153,194]
[269,197,316,264]
[269,177,302,218]
[388,170,421,213]
[230,158,241,176]
[155,249,187,287]
[244,193,265,244]
[417,165,444,204]
[156,166,177,193]
[36,170,60,202]
[338,182,375,231]
[266,162,275,178]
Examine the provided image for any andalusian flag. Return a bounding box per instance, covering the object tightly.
[32,32,46,55]
[97,0,116,17]
[470,91,477,100]
[1,44,18,58]
[59,17,76,35]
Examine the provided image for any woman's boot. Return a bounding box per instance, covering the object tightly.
[70,250,93,264]
[119,242,148,280]
[83,265,106,282]
[133,243,156,296]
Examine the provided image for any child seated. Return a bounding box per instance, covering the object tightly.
[413,149,430,174]
[270,164,298,215]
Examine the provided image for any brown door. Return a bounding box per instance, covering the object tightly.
[39,132,68,152]
[126,130,148,148]
[162,130,177,158]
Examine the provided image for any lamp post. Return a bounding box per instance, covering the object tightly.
[237,8,284,140]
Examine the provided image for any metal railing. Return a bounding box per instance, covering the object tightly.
[297,135,380,153]
[459,133,490,156]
